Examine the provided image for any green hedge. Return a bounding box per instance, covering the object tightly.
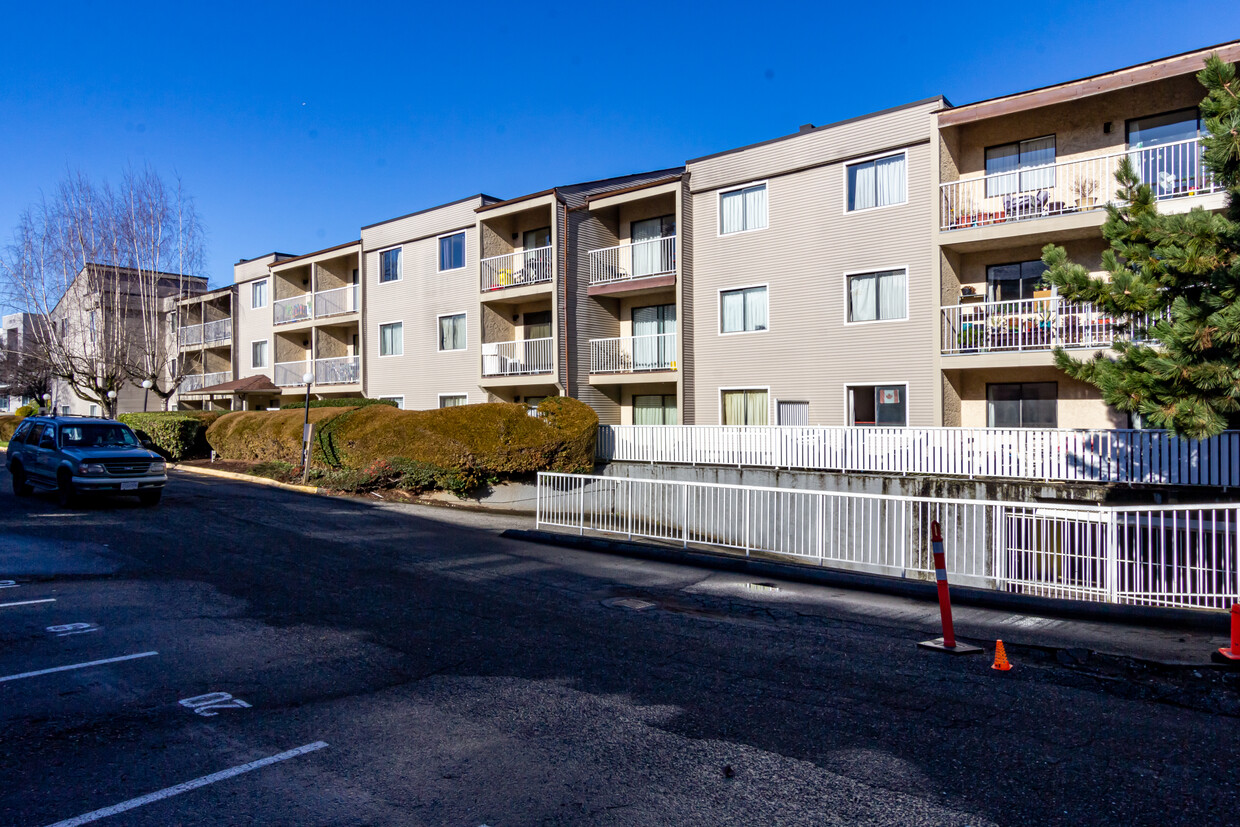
[281,398,398,410]
[14,405,36,419]
[118,411,222,461]
[205,398,598,493]
[0,415,17,442]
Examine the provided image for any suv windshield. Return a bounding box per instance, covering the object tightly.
[59,423,140,448]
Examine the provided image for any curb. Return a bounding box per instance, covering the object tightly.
[171,463,324,495]
[502,528,1230,634]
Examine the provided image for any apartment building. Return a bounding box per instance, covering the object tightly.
[1,311,48,411]
[934,41,1240,430]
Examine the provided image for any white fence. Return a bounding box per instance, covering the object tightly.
[274,294,313,326]
[537,472,1240,610]
[181,371,230,392]
[588,236,676,285]
[314,355,360,385]
[313,285,358,319]
[940,137,1221,231]
[274,360,311,387]
[482,337,554,376]
[596,425,1240,487]
[590,333,676,373]
[942,299,1154,354]
[480,246,553,292]
[202,318,231,344]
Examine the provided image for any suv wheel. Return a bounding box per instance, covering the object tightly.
[56,471,78,508]
[11,465,32,497]
[138,489,162,507]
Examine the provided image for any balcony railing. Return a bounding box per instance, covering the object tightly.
[589,333,677,373]
[940,137,1221,231]
[589,236,676,285]
[180,371,230,392]
[274,294,313,326]
[314,355,360,385]
[179,324,203,346]
[481,337,553,376]
[202,319,231,344]
[941,298,1155,355]
[480,245,552,292]
[313,285,359,319]
[274,360,312,387]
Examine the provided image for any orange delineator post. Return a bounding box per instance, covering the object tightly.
[1218,604,1240,661]
[917,519,982,655]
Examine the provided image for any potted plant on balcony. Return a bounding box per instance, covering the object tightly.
[1072,175,1099,210]
[957,325,983,352]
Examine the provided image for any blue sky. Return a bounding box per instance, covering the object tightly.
[3,1,1238,287]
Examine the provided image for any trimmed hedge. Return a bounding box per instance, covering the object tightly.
[0,415,17,442]
[118,411,222,461]
[205,398,598,493]
[281,398,398,410]
[15,405,36,419]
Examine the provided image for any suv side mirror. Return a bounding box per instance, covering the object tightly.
[135,430,155,449]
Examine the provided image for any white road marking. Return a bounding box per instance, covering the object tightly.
[0,651,158,684]
[43,741,329,827]
[47,623,99,637]
[0,598,55,609]
[179,691,252,716]
[0,580,18,589]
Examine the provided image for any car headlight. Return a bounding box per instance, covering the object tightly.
[78,463,107,475]
[150,460,167,474]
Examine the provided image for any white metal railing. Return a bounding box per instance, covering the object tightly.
[180,371,230,392]
[480,245,553,292]
[942,298,1155,354]
[481,337,554,376]
[313,285,357,319]
[203,318,231,344]
[596,425,1240,487]
[590,333,676,373]
[314,355,360,385]
[940,137,1221,231]
[178,324,203,346]
[274,360,311,387]
[274,294,313,326]
[589,236,676,285]
[538,472,1240,610]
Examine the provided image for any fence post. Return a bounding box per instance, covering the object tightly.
[578,478,585,536]
[627,479,633,540]
[681,483,689,549]
[535,473,542,528]
[743,488,751,557]
[1105,507,1119,604]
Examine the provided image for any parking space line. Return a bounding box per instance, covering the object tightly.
[0,598,56,609]
[43,741,329,827]
[0,651,159,684]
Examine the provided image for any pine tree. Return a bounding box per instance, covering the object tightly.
[1040,55,1240,439]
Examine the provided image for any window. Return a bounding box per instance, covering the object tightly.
[524,310,552,340]
[634,394,677,425]
[251,340,269,368]
[986,260,1048,303]
[847,153,907,211]
[439,232,466,271]
[632,304,676,369]
[988,382,1057,428]
[719,184,767,235]
[721,389,768,425]
[848,385,907,426]
[251,279,268,309]
[439,394,468,408]
[438,313,467,351]
[379,396,404,410]
[379,248,401,283]
[720,286,768,334]
[631,215,676,276]
[777,400,809,425]
[985,136,1055,197]
[847,269,907,322]
[1128,108,1203,196]
[88,404,98,417]
[379,322,403,356]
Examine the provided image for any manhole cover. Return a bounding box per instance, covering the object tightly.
[604,597,656,611]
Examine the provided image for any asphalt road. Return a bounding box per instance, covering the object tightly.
[1,468,1237,826]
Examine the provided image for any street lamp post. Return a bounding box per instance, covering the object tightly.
[107,390,117,419]
[41,393,51,416]
[142,379,153,412]
[301,371,314,484]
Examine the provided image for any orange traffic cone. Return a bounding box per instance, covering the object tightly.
[992,640,1012,671]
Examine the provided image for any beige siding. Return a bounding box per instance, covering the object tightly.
[235,271,275,382]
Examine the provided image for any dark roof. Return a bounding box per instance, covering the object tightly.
[360,193,503,231]
[236,251,297,265]
[268,239,361,267]
[183,374,279,395]
[476,168,685,213]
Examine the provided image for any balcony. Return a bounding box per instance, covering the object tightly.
[314,355,360,385]
[274,287,359,326]
[274,360,311,387]
[940,137,1221,232]
[274,295,313,326]
[481,337,553,376]
[589,236,676,286]
[480,246,552,292]
[589,333,676,374]
[941,298,1154,355]
[181,371,230,392]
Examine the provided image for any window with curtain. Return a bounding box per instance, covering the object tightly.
[438,313,466,351]
[847,269,907,322]
[632,304,676,369]
[987,382,1057,428]
[847,154,906,211]
[986,260,1048,302]
[1127,108,1202,195]
[439,395,467,408]
[380,248,401,283]
[720,286,768,333]
[985,136,1056,197]
[379,322,403,356]
[524,310,552,340]
[251,340,268,368]
[719,184,767,234]
[848,385,907,426]
[379,396,404,409]
[630,215,676,276]
[634,394,677,425]
[251,279,268,309]
[721,389,768,425]
[439,233,465,271]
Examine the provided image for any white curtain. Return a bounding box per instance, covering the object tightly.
[440,395,466,408]
[720,190,745,234]
[878,270,907,320]
[850,274,877,322]
[744,286,768,330]
[721,290,745,332]
[635,394,675,425]
[439,315,465,351]
[875,155,905,207]
[380,323,402,356]
[985,143,1020,197]
[1020,136,1056,191]
[850,162,877,210]
[744,185,768,230]
[631,218,661,276]
[722,391,746,425]
[746,390,769,425]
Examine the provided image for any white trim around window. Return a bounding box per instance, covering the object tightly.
[251,278,269,309]
[717,385,772,426]
[717,283,770,336]
[377,246,403,284]
[843,149,909,214]
[378,395,405,410]
[437,231,467,272]
[436,311,468,352]
[716,180,769,237]
[438,392,469,408]
[377,320,404,357]
[842,381,911,427]
[250,338,269,369]
[842,265,910,326]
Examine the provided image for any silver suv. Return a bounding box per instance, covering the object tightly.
[6,416,168,507]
